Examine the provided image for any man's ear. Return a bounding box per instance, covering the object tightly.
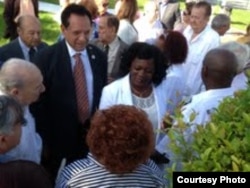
[9,88,19,97]
[201,65,208,82]
[0,134,7,154]
[17,26,21,35]
[111,26,116,35]
[61,24,66,33]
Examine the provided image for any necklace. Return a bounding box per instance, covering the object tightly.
[131,86,152,98]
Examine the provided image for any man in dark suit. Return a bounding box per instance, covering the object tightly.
[91,15,128,83]
[3,0,39,40]
[0,15,48,64]
[30,4,107,182]
[158,0,181,30]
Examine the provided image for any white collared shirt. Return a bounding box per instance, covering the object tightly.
[183,25,220,97]
[18,37,37,61]
[65,42,93,111]
[182,87,234,126]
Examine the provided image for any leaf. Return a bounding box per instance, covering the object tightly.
[232,161,239,171]
[231,155,241,165]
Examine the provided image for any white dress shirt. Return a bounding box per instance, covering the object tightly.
[182,87,235,126]
[166,64,186,99]
[231,72,248,92]
[183,25,220,97]
[65,42,94,110]
[156,87,235,162]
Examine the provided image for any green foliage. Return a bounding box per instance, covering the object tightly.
[166,72,250,186]
[43,0,58,4]
[0,3,60,46]
[39,11,60,45]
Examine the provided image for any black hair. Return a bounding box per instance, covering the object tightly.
[119,42,168,86]
[61,3,92,28]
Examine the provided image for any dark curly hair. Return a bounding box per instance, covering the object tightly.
[164,31,188,64]
[87,104,155,174]
[119,42,168,86]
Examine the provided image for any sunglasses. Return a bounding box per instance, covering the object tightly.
[102,3,109,7]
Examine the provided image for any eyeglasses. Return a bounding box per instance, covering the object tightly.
[102,3,109,7]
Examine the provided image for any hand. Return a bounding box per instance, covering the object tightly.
[162,112,173,132]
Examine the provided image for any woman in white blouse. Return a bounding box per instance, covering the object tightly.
[160,31,188,100]
[99,42,183,170]
[115,0,138,46]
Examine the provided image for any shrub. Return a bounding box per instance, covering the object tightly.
[166,71,250,186]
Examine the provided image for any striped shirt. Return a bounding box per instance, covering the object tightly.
[55,153,168,188]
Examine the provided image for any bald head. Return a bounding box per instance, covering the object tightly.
[17,15,42,47]
[202,49,237,89]
[0,58,45,106]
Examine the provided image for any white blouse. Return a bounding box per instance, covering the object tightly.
[117,19,138,46]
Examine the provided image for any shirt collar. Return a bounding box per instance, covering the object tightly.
[109,36,119,49]
[18,37,36,51]
[65,41,88,58]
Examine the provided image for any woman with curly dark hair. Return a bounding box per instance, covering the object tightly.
[56,105,167,187]
[99,42,183,169]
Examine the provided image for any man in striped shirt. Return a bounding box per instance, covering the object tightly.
[56,105,168,188]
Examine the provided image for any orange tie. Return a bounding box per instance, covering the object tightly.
[73,53,89,124]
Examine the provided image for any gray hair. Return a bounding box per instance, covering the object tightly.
[219,41,250,73]
[0,58,39,93]
[0,95,25,134]
[211,14,230,30]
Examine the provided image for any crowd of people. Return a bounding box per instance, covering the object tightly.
[0,0,250,187]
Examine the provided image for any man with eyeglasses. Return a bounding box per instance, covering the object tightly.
[0,95,25,156]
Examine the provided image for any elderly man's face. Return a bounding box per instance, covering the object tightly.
[16,69,45,106]
[98,17,115,44]
[17,18,42,48]
[190,7,209,34]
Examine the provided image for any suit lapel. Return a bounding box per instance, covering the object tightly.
[59,41,79,114]
[111,39,127,78]
[14,39,26,59]
[86,45,99,113]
